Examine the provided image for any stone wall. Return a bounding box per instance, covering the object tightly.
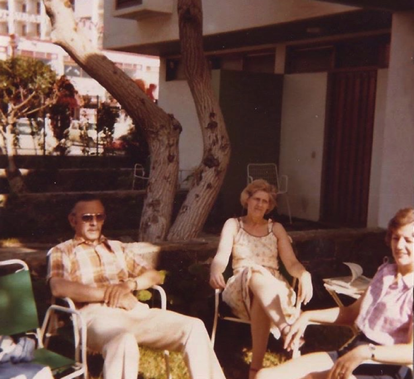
[1,227,388,325]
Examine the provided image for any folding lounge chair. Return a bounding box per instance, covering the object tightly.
[53,285,172,379]
[210,237,302,358]
[0,259,87,379]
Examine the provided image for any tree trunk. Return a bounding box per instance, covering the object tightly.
[43,0,181,242]
[167,0,231,240]
[43,0,230,242]
[4,124,27,194]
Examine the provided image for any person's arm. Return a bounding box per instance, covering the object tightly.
[128,268,163,291]
[104,268,162,308]
[209,218,237,289]
[284,295,363,351]
[274,223,313,305]
[50,277,106,303]
[328,332,413,379]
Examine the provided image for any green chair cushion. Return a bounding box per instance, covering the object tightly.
[33,348,76,371]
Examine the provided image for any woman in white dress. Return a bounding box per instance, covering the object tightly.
[210,179,313,378]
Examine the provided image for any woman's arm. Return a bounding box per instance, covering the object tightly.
[274,223,305,276]
[209,218,237,289]
[329,337,413,379]
[274,223,313,304]
[284,295,363,350]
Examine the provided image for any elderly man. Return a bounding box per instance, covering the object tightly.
[48,194,225,379]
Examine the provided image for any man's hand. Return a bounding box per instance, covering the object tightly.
[327,346,367,379]
[104,282,132,308]
[118,292,139,311]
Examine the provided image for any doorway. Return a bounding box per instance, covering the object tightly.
[321,70,377,227]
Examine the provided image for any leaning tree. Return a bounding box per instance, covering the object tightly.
[43,0,231,242]
[0,57,57,193]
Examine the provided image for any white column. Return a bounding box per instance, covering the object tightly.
[377,11,414,226]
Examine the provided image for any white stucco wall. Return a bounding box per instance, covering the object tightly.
[103,0,357,51]
[367,69,388,227]
[279,73,327,221]
[157,60,202,173]
[378,12,414,227]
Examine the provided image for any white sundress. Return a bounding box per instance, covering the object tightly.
[222,218,297,339]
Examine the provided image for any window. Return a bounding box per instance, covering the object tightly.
[286,35,389,73]
[335,37,390,69]
[65,64,81,77]
[286,46,333,74]
[64,64,91,78]
[242,53,274,73]
[166,59,186,81]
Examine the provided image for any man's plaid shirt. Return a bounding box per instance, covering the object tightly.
[47,236,151,287]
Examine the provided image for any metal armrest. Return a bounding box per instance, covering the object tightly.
[42,299,88,379]
[151,285,167,310]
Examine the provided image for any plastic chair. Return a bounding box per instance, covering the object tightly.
[0,259,87,379]
[53,285,172,379]
[210,237,302,358]
[247,163,292,223]
[132,163,148,190]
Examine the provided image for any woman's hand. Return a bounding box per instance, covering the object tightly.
[327,345,368,379]
[283,312,309,351]
[209,271,226,290]
[297,271,313,305]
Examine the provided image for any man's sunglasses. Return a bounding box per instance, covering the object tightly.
[81,213,106,223]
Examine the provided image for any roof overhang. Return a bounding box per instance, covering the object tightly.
[116,9,391,57]
[312,0,414,11]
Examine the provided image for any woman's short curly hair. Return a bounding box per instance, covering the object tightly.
[385,207,414,246]
[240,179,278,213]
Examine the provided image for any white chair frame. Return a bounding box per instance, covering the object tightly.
[132,163,148,190]
[53,285,171,379]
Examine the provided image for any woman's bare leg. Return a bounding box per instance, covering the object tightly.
[249,295,271,379]
[256,352,335,379]
[249,272,290,332]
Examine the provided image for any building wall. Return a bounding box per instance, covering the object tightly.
[158,59,202,173]
[0,0,160,101]
[103,0,356,51]
[279,73,327,221]
[378,12,414,227]
[367,68,388,227]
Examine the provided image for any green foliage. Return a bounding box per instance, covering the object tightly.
[97,102,119,135]
[49,75,78,142]
[0,57,56,121]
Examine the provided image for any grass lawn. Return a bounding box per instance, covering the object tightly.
[84,322,353,379]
